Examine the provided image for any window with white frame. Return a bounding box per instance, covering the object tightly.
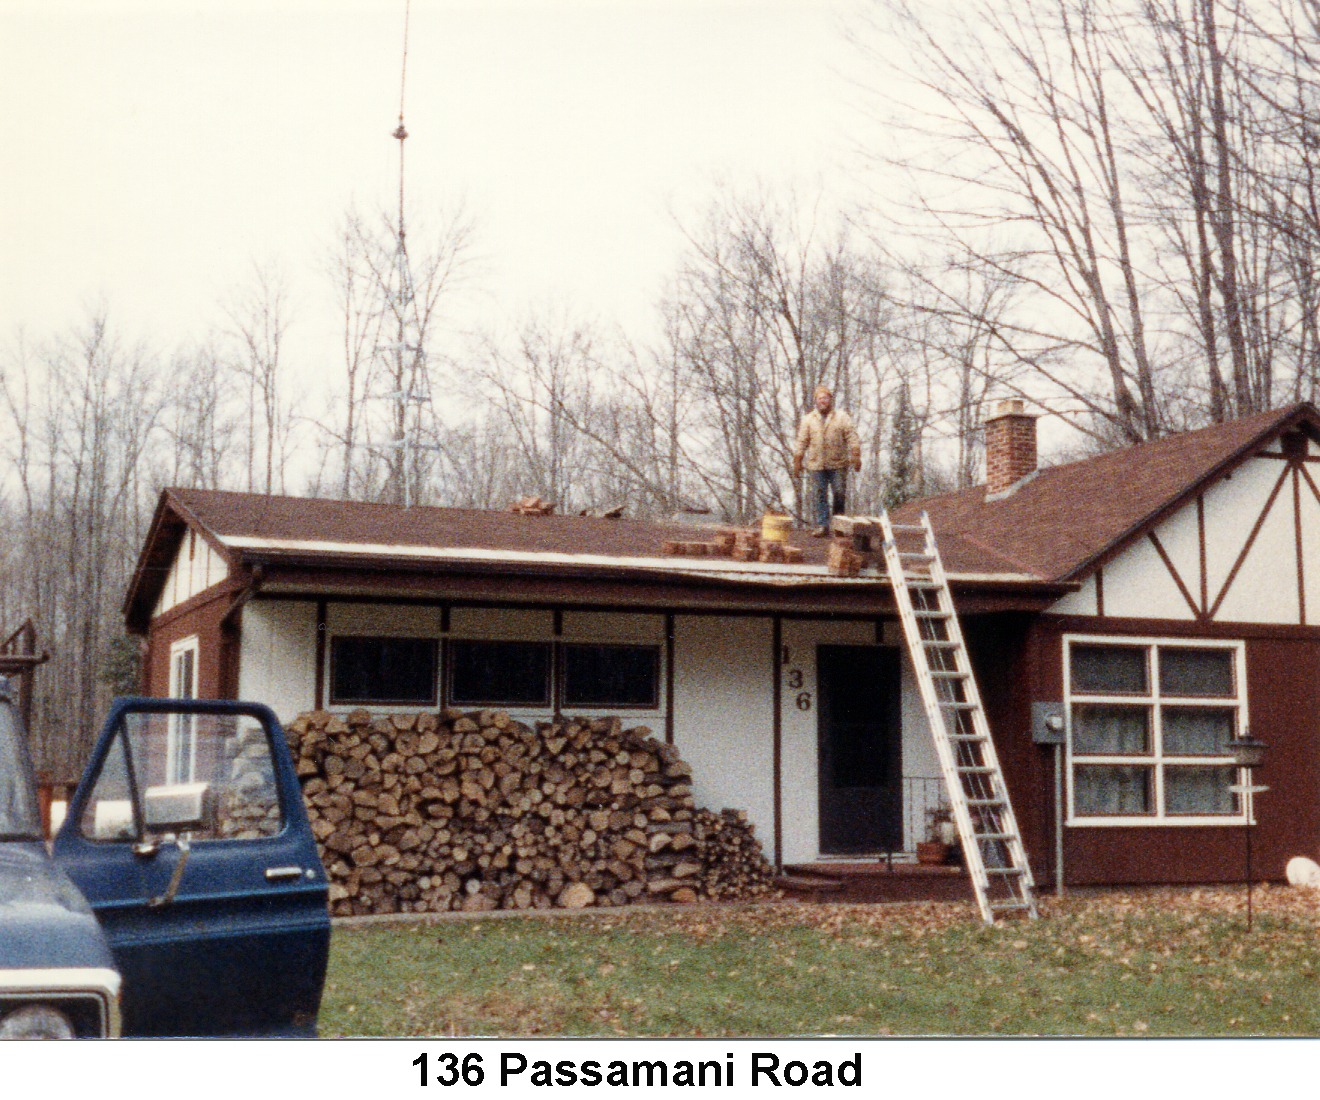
[167,636,199,785]
[1064,636,1247,824]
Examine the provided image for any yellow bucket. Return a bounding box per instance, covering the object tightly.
[761,512,792,543]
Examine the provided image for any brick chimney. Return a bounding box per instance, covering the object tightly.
[984,399,1038,496]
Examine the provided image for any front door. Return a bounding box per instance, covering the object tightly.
[817,645,902,854]
[52,699,330,1036]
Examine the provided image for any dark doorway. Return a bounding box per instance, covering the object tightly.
[817,644,903,854]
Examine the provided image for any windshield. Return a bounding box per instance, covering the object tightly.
[0,702,42,838]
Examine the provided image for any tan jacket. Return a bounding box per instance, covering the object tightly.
[793,408,860,471]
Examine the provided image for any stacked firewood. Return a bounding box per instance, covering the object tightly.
[286,708,777,916]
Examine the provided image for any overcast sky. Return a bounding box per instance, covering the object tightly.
[2,0,875,367]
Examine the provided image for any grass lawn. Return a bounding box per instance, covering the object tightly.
[320,884,1320,1037]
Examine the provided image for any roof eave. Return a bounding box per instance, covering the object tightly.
[230,545,1073,606]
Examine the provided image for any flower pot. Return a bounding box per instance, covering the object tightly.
[916,841,949,865]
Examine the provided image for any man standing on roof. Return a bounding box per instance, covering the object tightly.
[792,385,862,537]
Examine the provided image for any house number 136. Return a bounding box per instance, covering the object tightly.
[785,667,811,710]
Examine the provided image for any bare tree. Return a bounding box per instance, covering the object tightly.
[224,261,293,494]
[659,187,896,522]
[0,310,166,774]
[864,0,1320,437]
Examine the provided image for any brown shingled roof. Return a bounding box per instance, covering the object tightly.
[895,402,1320,581]
[125,484,1064,632]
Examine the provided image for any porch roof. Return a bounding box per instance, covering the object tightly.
[124,487,1067,631]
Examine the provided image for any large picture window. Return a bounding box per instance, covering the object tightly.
[562,643,660,709]
[449,639,552,707]
[330,636,438,705]
[1065,637,1246,825]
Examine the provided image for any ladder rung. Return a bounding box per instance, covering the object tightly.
[913,610,951,619]
[923,639,958,648]
[985,866,1027,876]
[938,700,977,709]
[930,670,968,679]
[889,523,926,533]
[973,832,1016,841]
[989,900,1033,912]
[899,551,936,561]
[965,796,1005,805]
[948,734,988,742]
[958,765,996,774]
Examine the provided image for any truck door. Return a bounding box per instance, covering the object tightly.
[52,698,330,1036]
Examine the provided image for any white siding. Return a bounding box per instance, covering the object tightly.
[1050,576,1098,616]
[777,620,874,864]
[671,616,777,861]
[1214,484,1299,623]
[327,602,445,637]
[561,611,664,642]
[1202,456,1290,619]
[1100,535,1196,620]
[153,532,228,617]
[238,600,318,724]
[899,653,941,848]
[448,607,553,639]
[1303,476,1320,624]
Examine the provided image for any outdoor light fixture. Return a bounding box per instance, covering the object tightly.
[1225,731,1268,932]
[1226,734,1267,770]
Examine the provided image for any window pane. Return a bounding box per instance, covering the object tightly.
[1072,704,1150,754]
[1165,765,1237,815]
[331,637,437,704]
[563,644,660,708]
[0,703,41,838]
[1158,648,1234,697]
[80,733,136,840]
[81,711,283,842]
[1163,707,1235,755]
[1070,645,1148,695]
[450,640,551,706]
[1074,764,1152,815]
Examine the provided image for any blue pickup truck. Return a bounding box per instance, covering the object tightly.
[1,692,330,1037]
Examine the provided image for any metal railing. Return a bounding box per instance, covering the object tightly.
[902,775,950,854]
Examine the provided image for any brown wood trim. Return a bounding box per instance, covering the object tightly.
[1302,462,1320,507]
[772,615,783,872]
[1147,532,1203,620]
[664,613,675,746]
[314,599,328,709]
[1095,567,1104,617]
[1296,467,1306,626]
[1208,463,1291,620]
[251,568,1064,616]
[147,577,247,633]
[1197,495,1208,614]
[162,491,243,568]
[1042,612,1320,641]
[552,638,563,720]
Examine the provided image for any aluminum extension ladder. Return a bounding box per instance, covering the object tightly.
[874,509,1038,923]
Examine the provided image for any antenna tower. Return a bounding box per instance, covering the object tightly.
[378,0,430,507]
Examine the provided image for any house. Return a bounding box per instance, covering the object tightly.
[123,400,1320,887]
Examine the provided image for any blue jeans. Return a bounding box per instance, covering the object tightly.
[809,467,847,527]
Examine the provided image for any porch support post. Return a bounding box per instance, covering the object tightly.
[772,615,783,872]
